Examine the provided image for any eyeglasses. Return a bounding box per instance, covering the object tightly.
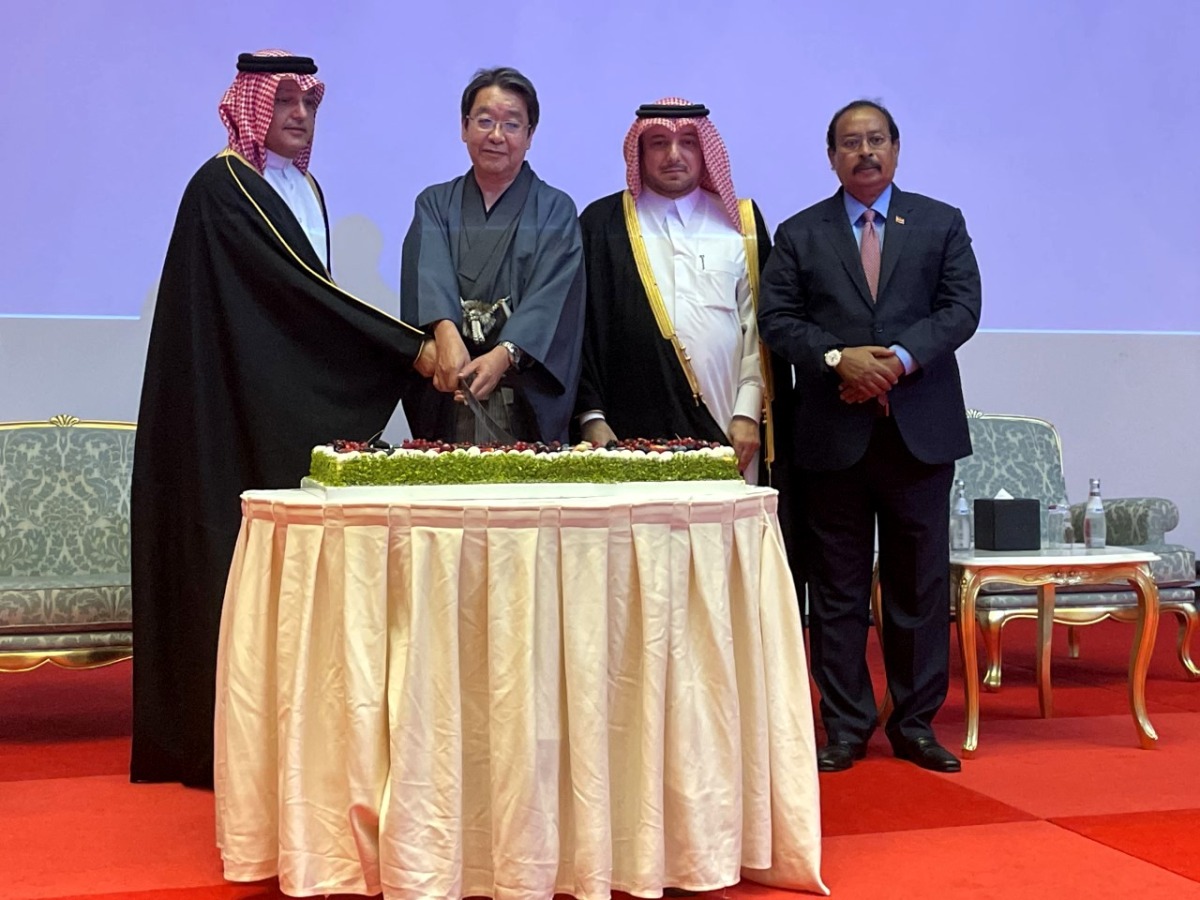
[466,115,528,136]
[837,133,892,152]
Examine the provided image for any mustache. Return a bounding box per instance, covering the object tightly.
[854,160,881,172]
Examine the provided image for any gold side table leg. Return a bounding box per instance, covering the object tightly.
[958,570,980,758]
[1037,583,1056,718]
[1129,564,1160,749]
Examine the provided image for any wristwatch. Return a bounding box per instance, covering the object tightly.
[499,340,524,370]
[824,348,843,369]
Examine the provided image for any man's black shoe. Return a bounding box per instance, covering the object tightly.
[817,741,867,772]
[891,736,961,773]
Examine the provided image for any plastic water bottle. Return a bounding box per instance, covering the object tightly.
[950,479,972,551]
[1084,478,1107,549]
[1046,501,1067,550]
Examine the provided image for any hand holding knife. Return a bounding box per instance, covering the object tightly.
[458,373,519,445]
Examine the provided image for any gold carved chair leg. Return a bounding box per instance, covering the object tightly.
[1173,604,1200,678]
[980,610,1005,691]
[1111,603,1200,680]
[1067,624,1081,659]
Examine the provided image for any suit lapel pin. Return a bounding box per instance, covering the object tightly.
[894,215,905,225]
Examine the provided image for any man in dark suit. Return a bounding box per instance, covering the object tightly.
[757,100,981,773]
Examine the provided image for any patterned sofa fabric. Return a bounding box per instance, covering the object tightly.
[978,585,1197,612]
[956,413,1069,516]
[0,582,132,634]
[0,630,133,652]
[1069,497,1180,550]
[0,418,135,660]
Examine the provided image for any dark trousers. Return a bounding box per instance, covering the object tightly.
[802,414,954,745]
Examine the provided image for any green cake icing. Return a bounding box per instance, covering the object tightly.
[309,442,742,487]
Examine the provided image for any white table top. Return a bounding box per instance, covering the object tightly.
[244,480,770,508]
[951,545,1158,567]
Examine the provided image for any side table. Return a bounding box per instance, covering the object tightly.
[952,546,1160,756]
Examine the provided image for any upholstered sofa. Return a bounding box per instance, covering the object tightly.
[955,411,1197,689]
[0,416,134,671]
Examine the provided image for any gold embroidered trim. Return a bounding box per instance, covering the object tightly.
[622,190,702,406]
[738,198,775,465]
[218,150,424,337]
[303,171,322,205]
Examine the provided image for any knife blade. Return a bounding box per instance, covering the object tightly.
[458,374,519,445]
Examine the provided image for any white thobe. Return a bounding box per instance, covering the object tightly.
[635,187,763,434]
[262,149,329,270]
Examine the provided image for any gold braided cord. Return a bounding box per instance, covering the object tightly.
[621,190,703,405]
[738,198,775,465]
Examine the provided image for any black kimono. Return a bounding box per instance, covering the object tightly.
[131,150,425,787]
[399,163,586,444]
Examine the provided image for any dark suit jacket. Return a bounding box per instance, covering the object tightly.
[758,186,981,471]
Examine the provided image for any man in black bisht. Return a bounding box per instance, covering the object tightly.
[574,98,807,600]
[576,98,775,474]
[399,67,586,444]
[131,50,434,788]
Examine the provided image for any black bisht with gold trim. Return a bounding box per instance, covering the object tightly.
[130,151,425,787]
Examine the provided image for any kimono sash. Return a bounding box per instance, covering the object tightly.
[457,166,534,348]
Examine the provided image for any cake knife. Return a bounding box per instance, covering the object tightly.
[458,374,519,445]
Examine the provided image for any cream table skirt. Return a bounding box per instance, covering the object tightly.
[214,485,826,899]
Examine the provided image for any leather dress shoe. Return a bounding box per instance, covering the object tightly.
[817,740,867,772]
[891,736,961,773]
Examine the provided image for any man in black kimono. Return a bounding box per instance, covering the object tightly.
[400,67,586,444]
[131,50,434,788]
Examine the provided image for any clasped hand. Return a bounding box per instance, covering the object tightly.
[836,346,903,404]
[427,322,509,402]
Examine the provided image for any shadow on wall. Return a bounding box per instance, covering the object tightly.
[330,214,400,320]
[330,214,413,440]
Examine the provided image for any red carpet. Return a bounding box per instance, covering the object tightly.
[2,617,1198,899]
[819,760,1036,836]
[1052,808,1200,884]
[822,821,1200,898]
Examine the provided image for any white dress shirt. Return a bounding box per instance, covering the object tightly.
[635,187,763,433]
[262,149,328,270]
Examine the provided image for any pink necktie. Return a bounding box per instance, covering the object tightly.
[861,208,880,301]
[861,209,889,413]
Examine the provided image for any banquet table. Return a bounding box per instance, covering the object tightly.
[214,483,827,899]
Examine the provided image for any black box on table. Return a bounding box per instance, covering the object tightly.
[973,498,1041,551]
